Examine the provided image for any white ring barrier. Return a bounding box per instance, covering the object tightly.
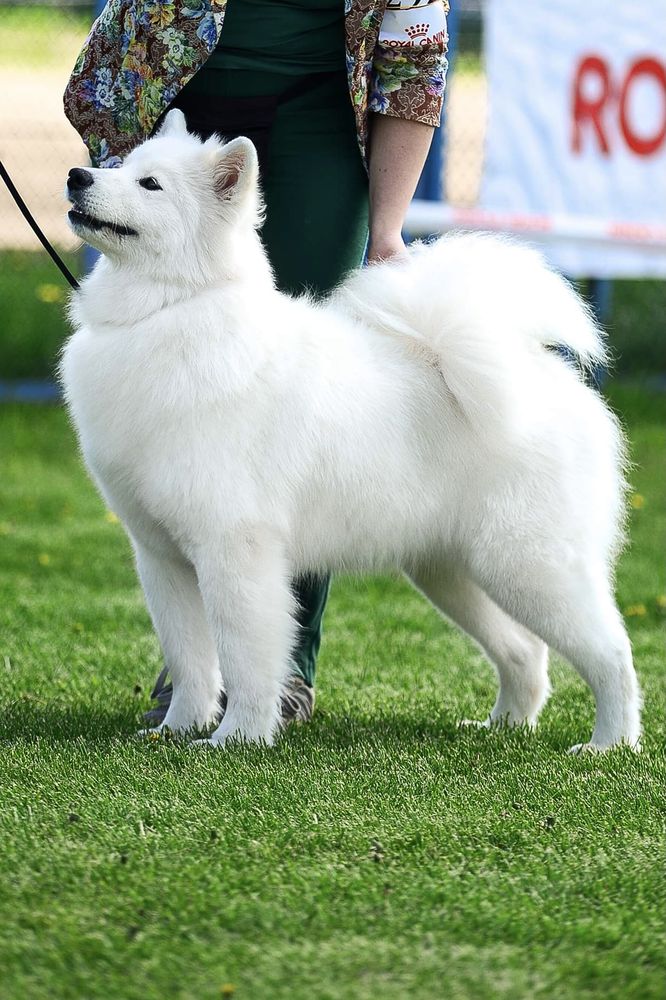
[406,201,666,255]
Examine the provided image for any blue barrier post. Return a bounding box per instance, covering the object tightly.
[589,277,613,328]
[587,277,612,388]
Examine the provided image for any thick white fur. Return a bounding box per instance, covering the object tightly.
[61,110,641,751]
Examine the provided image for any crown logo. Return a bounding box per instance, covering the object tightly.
[405,22,430,39]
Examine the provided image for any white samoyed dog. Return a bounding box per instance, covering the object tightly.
[61,110,641,753]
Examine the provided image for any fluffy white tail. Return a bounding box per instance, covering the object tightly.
[336,232,606,427]
[471,236,607,367]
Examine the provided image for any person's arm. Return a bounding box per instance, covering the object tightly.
[367,115,434,264]
[366,0,449,263]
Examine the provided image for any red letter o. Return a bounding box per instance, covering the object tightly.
[619,58,666,156]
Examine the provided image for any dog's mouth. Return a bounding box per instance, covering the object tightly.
[68,208,138,238]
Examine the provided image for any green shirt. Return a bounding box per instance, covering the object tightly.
[208,0,346,75]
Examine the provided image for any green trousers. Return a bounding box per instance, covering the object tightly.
[173,68,370,685]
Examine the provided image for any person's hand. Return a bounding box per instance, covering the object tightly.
[367,229,407,265]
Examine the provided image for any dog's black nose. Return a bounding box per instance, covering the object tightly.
[67,167,94,191]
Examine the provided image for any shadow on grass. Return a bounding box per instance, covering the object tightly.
[0,697,571,756]
[286,707,595,756]
[0,702,458,745]
[0,696,470,751]
[279,708,529,755]
[0,696,140,744]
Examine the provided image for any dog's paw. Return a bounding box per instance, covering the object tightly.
[459,717,492,730]
[567,741,601,755]
[137,722,202,742]
[188,736,225,750]
[189,725,274,748]
[568,739,642,755]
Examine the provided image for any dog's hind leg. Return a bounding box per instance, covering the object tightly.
[407,563,550,729]
[134,545,222,733]
[193,528,297,747]
[466,553,641,752]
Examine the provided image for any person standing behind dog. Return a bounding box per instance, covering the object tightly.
[63,0,449,727]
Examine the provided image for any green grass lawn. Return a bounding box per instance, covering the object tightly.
[0,385,664,1000]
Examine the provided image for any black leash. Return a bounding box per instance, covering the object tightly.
[1,159,80,291]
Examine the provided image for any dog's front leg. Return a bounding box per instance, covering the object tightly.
[194,529,296,747]
[134,544,221,733]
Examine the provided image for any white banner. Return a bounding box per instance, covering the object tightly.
[481,0,666,277]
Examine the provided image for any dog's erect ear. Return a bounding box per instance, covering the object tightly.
[208,137,258,201]
[156,109,188,138]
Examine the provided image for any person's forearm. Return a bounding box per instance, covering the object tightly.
[367,113,435,263]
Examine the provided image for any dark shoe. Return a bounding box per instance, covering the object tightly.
[142,668,169,727]
[142,667,227,728]
[279,674,315,725]
[143,669,314,728]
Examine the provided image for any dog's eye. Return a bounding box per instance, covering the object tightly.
[139,176,162,191]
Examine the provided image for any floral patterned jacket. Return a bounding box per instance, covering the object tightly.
[63,0,449,168]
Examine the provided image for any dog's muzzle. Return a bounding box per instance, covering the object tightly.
[66,167,139,238]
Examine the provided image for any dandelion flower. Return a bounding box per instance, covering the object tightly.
[36,283,64,304]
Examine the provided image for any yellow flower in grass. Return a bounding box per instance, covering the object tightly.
[625,604,647,617]
[105,510,120,524]
[38,553,51,566]
[36,283,64,304]
[630,493,645,509]
[656,595,666,611]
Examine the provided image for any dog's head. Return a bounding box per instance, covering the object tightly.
[65,110,262,281]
